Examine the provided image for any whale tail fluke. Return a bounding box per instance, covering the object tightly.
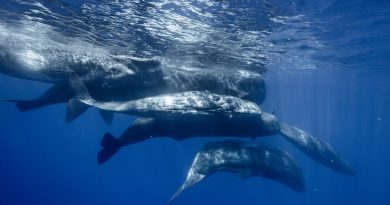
[280,123,356,176]
[15,100,43,112]
[66,98,115,125]
[98,133,122,165]
[1,84,72,112]
[2,97,65,112]
[1,99,42,112]
[67,72,113,125]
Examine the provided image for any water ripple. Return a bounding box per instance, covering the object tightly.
[0,0,325,74]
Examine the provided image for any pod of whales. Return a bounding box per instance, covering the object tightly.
[81,90,355,176]
[0,24,355,203]
[168,140,305,204]
[0,20,265,121]
[1,64,265,122]
[0,30,265,117]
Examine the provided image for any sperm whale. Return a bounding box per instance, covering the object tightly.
[168,140,305,204]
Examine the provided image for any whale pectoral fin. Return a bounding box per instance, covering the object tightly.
[168,173,206,205]
[65,98,89,123]
[97,133,122,165]
[1,99,43,112]
[279,123,356,175]
[99,109,114,125]
[68,72,90,99]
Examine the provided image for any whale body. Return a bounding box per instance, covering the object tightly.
[1,48,266,114]
[68,91,263,122]
[90,91,355,176]
[0,23,266,113]
[168,140,305,204]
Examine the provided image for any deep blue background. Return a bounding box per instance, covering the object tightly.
[1,0,390,205]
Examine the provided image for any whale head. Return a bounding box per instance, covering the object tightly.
[259,112,280,135]
[235,71,266,103]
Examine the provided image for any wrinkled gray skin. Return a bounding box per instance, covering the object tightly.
[0,23,265,125]
[0,20,265,103]
[94,91,355,176]
[91,91,277,140]
[169,140,305,204]
[162,67,265,103]
[0,38,163,108]
[69,91,263,122]
[0,23,159,90]
[0,37,265,110]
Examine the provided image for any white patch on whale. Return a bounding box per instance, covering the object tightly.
[18,49,47,71]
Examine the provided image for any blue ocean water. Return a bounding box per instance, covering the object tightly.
[0,0,389,205]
